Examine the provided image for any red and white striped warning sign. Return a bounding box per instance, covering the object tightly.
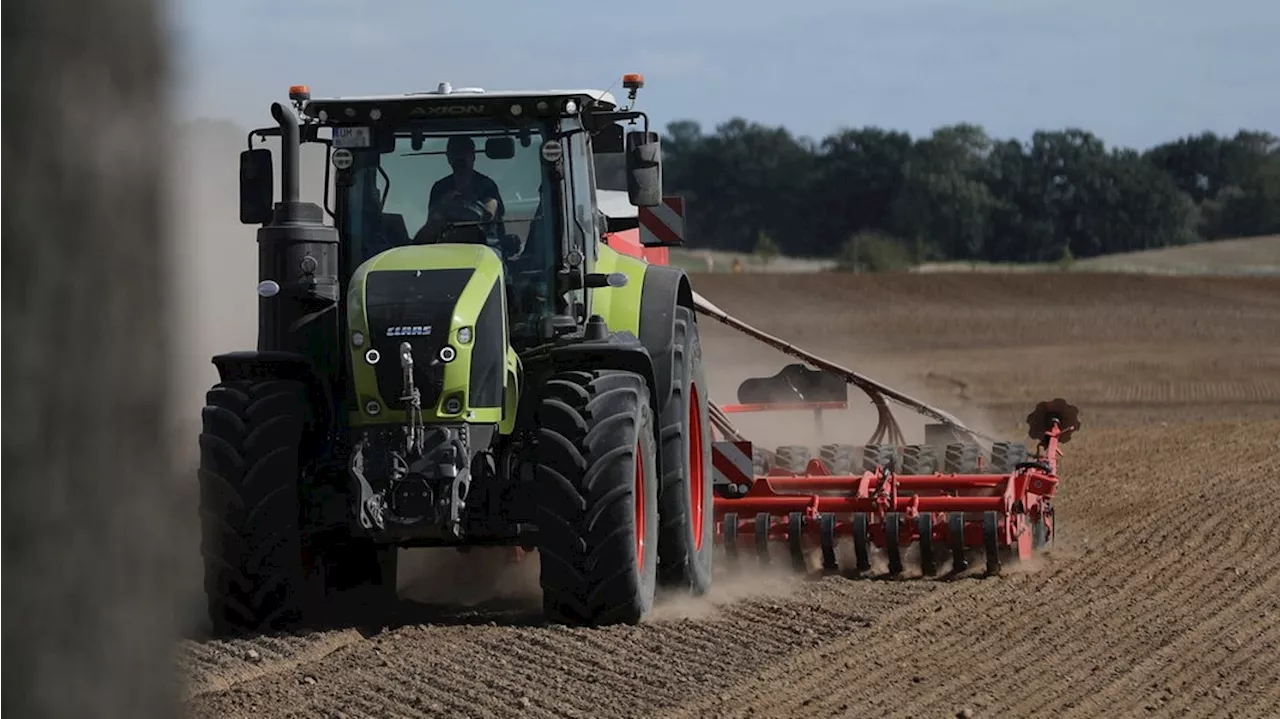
[638,196,686,246]
[713,440,754,491]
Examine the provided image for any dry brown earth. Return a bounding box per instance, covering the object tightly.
[179,271,1280,718]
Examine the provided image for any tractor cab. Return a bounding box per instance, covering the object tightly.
[237,76,680,348]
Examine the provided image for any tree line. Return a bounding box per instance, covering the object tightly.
[658,120,1280,268]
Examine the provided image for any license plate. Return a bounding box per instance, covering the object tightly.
[333,126,371,149]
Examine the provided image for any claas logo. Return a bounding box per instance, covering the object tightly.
[386,326,433,337]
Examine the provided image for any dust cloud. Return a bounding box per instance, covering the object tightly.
[694,314,1011,454]
[167,113,335,634]
[396,547,544,607]
[168,121,331,448]
[650,564,801,622]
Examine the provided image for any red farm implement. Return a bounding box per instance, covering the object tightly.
[599,127,1079,583]
[693,291,1081,578]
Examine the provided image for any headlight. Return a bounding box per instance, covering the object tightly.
[456,326,473,344]
[351,331,365,348]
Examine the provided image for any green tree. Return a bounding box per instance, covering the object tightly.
[659,114,1280,264]
[754,230,780,265]
[837,231,914,273]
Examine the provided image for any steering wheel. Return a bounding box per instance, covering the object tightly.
[415,193,493,246]
[438,192,490,224]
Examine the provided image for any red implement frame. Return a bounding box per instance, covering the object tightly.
[711,417,1071,576]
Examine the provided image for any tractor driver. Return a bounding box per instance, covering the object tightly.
[413,135,508,247]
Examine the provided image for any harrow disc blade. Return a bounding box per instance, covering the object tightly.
[949,512,968,574]
[723,512,739,565]
[819,513,839,574]
[788,512,806,572]
[982,510,1001,576]
[885,513,904,575]
[852,512,872,573]
[918,513,937,577]
[755,514,771,565]
[1026,398,1081,443]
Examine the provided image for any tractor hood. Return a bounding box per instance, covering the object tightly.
[345,243,511,426]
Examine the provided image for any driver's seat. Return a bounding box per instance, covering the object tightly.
[362,212,411,259]
[380,213,410,247]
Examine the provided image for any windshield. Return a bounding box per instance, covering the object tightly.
[342,120,560,342]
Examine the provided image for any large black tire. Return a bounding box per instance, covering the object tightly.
[656,307,714,595]
[989,440,1030,474]
[861,443,899,473]
[943,442,982,473]
[199,378,396,634]
[534,369,660,625]
[900,444,938,474]
[198,379,312,634]
[752,447,772,476]
[774,445,813,473]
[820,443,860,474]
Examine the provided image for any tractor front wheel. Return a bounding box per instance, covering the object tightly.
[533,369,659,626]
[198,378,313,634]
[198,378,397,635]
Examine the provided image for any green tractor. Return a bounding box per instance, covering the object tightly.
[198,76,713,634]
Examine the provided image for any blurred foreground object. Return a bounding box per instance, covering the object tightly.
[3,0,181,717]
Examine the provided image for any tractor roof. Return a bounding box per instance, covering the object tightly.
[312,88,617,106]
[297,84,620,123]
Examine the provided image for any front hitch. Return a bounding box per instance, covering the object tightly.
[346,343,472,542]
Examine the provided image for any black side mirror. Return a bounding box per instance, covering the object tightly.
[625,131,662,207]
[239,148,273,224]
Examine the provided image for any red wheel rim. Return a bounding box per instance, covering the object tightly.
[689,384,705,552]
[635,440,646,570]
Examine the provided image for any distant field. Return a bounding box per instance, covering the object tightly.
[676,234,1280,277]
[911,235,1280,276]
[1074,234,1280,275]
[668,247,836,274]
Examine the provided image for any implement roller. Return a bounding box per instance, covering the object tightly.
[692,291,1081,578]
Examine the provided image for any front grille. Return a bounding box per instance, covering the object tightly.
[364,268,475,410]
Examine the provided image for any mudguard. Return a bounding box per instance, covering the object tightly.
[544,332,660,421]
[636,264,695,411]
[211,350,335,450]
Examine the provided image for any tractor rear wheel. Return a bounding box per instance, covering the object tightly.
[198,378,313,634]
[533,369,660,625]
[657,306,714,596]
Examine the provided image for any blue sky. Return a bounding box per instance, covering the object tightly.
[172,0,1278,150]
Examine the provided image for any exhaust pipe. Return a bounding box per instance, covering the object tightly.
[270,102,301,208]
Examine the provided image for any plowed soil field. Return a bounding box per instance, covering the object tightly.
[178,272,1280,719]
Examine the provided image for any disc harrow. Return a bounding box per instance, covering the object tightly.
[710,430,1071,578]
[693,291,1081,580]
